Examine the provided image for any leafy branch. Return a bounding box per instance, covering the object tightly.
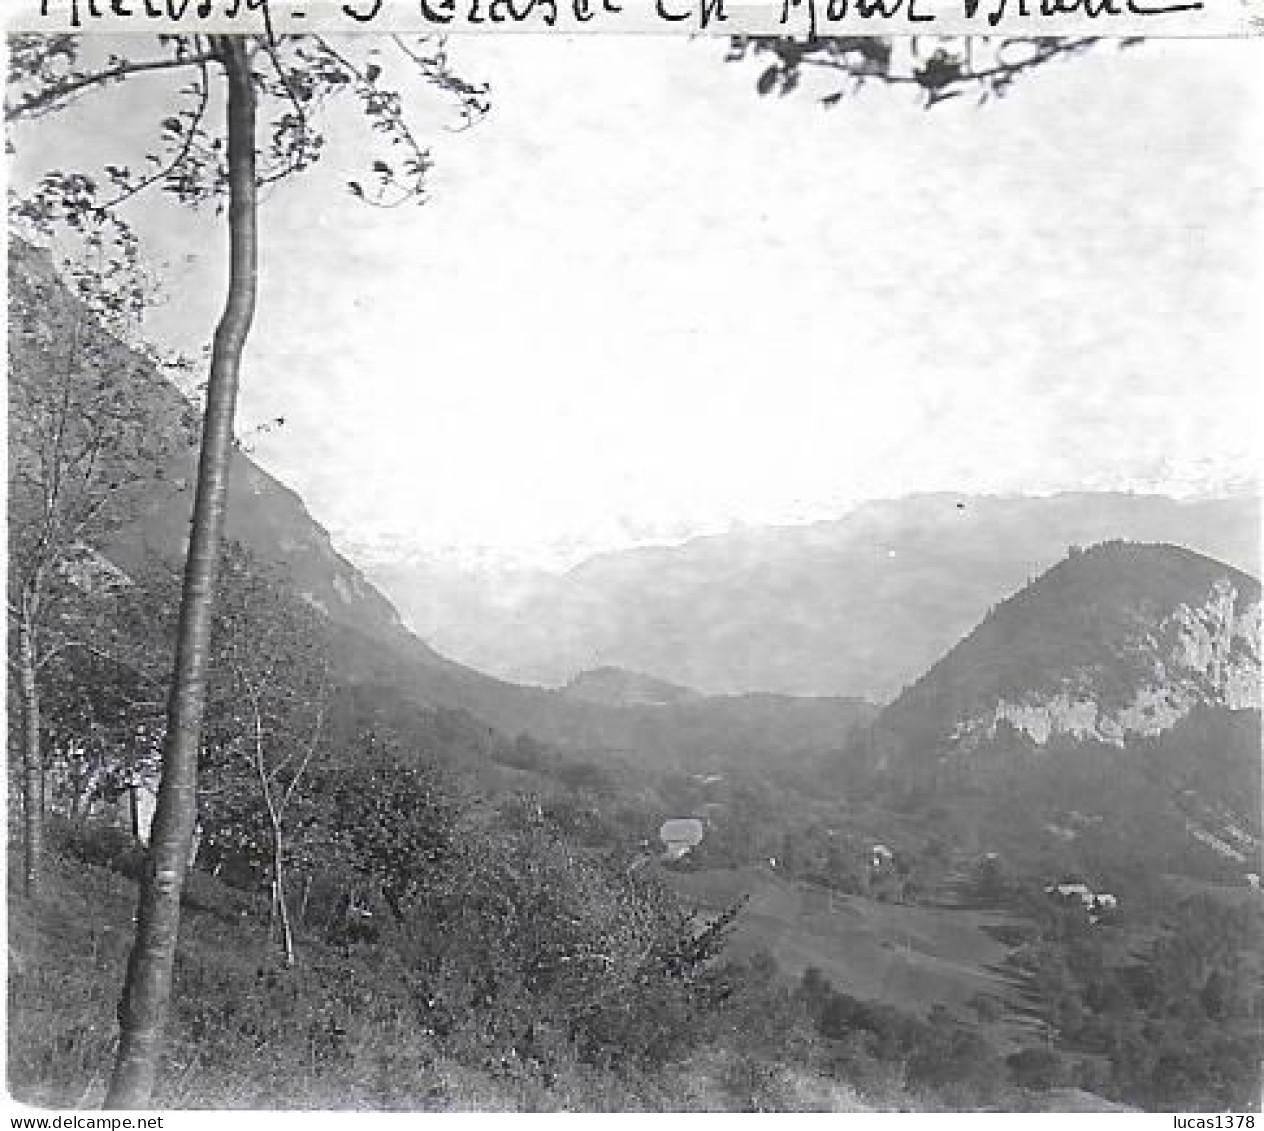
[731,36,1105,108]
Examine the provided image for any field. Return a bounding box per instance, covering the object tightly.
[667,865,1045,1049]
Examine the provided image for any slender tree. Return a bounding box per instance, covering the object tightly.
[203,544,332,969]
[7,235,178,896]
[106,42,257,1102]
[8,31,486,1106]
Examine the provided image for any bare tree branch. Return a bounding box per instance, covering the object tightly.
[97,55,214,213]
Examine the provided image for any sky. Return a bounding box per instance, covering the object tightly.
[10,35,1263,571]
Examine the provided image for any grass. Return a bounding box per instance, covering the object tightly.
[7,835,889,1112]
[8,839,467,1109]
[666,864,1043,1050]
[11,832,1145,1112]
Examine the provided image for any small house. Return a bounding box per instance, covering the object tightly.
[114,778,159,843]
[660,818,705,861]
[1045,881,1095,908]
[110,777,202,865]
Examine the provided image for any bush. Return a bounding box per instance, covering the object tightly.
[48,816,146,880]
[318,742,457,921]
[378,800,743,1081]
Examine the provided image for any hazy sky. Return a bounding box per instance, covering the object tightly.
[11,36,1263,569]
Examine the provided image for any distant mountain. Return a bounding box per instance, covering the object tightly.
[365,493,1260,700]
[864,542,1262,882]
[562,666,700,706]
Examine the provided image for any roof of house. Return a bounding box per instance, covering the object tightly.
[1046,882,1096,901]
[660,818,705,846]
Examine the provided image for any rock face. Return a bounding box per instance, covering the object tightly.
[955,578,1261,749]
[876,541,1261,768]
[7,236,431,665]
[113,437,415,653]
[1166,582,1261,709]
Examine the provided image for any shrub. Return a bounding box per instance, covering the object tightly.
[378,801,743,1081]
[48,816,146,881]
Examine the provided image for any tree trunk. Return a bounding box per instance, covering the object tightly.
[17,609,43,899]
[274,863,295,968]
[246,685,297,968]
[265,798,295,967]
[298,874,313,927]
[106,37,258,1110]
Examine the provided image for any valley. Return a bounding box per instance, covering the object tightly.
[7,237,1261,1113]
[667,866,1029,1033]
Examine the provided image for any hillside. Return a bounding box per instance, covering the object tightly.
[8,238,420,656]
[327,624,873,770]
[876,541,1260,759]
[15,827,1172,1113]
[863,542,1261,885]
[364,493,1260,699]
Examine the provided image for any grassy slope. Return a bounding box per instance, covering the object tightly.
[10,842,1153,1113]
[8,845,545,1110]
[667,866,1042,1050]
[6,843,880,1112]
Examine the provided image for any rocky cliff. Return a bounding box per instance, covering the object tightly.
[955,577,1260,749]
[875,541,1261,769]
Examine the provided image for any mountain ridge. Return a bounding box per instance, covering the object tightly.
[365,492,1260,699]
[561,666,701,706]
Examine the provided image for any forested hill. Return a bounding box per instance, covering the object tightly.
[9,237,419,656]
[855,542,1262,887]
[875,540,1260,765]
[562,666,701,706]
